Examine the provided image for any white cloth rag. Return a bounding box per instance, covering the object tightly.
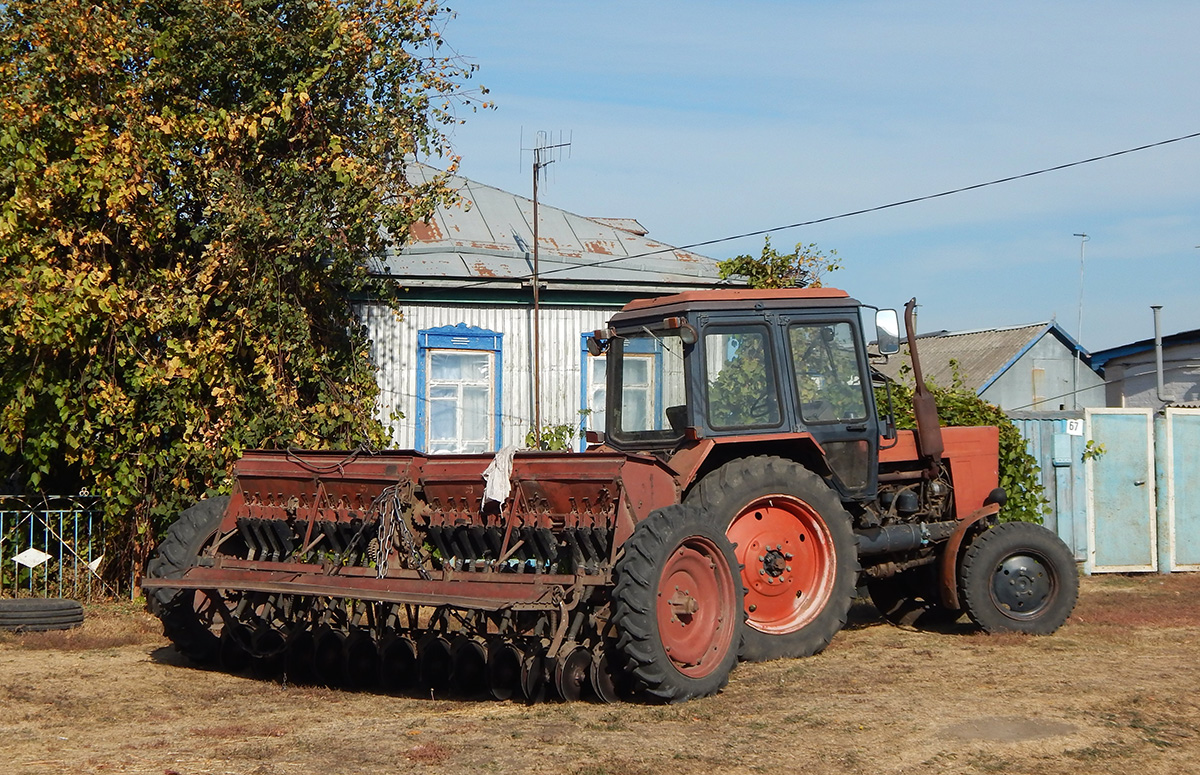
[483,444,519,504]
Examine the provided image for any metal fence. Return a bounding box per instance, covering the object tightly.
[0,494,117,601]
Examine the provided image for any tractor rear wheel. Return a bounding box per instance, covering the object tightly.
[144,497,229,664]
[612,504,743,703]
[686,457,858,661]
[959,521,1078,634]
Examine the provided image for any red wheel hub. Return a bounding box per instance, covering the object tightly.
[655,536,737,678]
[727,495,836,634]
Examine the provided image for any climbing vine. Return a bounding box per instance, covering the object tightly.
[0,0,487,576]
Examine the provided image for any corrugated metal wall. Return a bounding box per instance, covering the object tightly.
[359,302,615,449]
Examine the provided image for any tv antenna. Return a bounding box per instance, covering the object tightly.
[523,130,572,447]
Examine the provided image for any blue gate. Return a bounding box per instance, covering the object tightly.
[1085,409,1157,573]
[1164,408,1200,571]
[1009,411,1088,562]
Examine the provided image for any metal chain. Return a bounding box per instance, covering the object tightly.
[374,483,430,581]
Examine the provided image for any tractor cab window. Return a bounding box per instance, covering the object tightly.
[609,328,687,445]
[704,327,782,430]
[789,322,868,424]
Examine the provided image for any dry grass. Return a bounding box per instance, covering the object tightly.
[0,574,1197,775]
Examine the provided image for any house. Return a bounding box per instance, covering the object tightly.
[1090,328,1200,409]
[875,321,1105,411]
[357,163,729,453]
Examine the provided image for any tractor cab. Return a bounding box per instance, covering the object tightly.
[588,287,900,500]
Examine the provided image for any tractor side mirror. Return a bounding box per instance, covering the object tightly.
[586,329,613,356]
[662,316,698,345]
[875,310,900,355]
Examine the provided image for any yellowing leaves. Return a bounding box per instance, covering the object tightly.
[0,0,478,576]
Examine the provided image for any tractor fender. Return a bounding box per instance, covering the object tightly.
[938,501,1002,610]
[668,433,830,495]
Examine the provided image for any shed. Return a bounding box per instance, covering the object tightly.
[358,163,729,453]
[1090,328,1200,409]
[875,321,1105,411]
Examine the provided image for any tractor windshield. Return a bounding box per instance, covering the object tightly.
[608,327,688,446]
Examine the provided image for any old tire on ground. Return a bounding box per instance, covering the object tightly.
[867,566,962,628]
[959,521,1079,634]
[685,457,858,661]
[611,503,743,703]
[144,496,229,664]
[0,598,85,632]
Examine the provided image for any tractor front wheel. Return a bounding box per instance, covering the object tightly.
[959,521,1078,634]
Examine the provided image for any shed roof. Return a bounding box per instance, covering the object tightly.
[370,163,724,294]
[1089,328,1200,373]
[876,321,1091,394]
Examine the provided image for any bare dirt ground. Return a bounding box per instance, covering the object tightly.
[1,573,1198,775]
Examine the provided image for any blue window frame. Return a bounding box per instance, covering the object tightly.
[417,324,503,453]
[579,333,663,450]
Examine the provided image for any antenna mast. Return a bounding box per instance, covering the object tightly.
[527,130,571,448]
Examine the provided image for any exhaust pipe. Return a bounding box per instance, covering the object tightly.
[904,299,944,465]
[1153,306,1170,404]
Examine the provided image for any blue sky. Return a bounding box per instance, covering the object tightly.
[431,1,1200,351]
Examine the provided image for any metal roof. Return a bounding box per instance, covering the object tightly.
[369,163,725,294]
[1089,327,1200,373]
[876,321,1091,394]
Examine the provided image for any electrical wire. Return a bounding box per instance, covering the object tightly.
[407,129,1200,289]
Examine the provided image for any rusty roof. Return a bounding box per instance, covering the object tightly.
[620,286,850,313]
[371,163,726,293]
[876,321,1090,394]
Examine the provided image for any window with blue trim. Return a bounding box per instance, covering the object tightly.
[418,325,503,453]
[580,333,662,448]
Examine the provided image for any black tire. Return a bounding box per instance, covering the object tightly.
[867,566,962,629]
[959,521,1078,635]
[144,497,229,663]
[685,457,858,661]
[0,598,85,632]
[611,503,743,703]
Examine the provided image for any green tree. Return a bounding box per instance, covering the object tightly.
[717,236,841,289]
[0,0,486,578]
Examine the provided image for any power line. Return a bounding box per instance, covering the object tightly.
[419,129,1200,289]
[560,129,1200,276]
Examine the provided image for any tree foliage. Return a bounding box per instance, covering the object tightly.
[717,236,841,289]
[0,0,485,576]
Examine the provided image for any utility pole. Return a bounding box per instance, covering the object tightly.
[1072,233,1089,410]
[528,131,571,448]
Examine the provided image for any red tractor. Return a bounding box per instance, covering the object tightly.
[143,288,1077,703]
